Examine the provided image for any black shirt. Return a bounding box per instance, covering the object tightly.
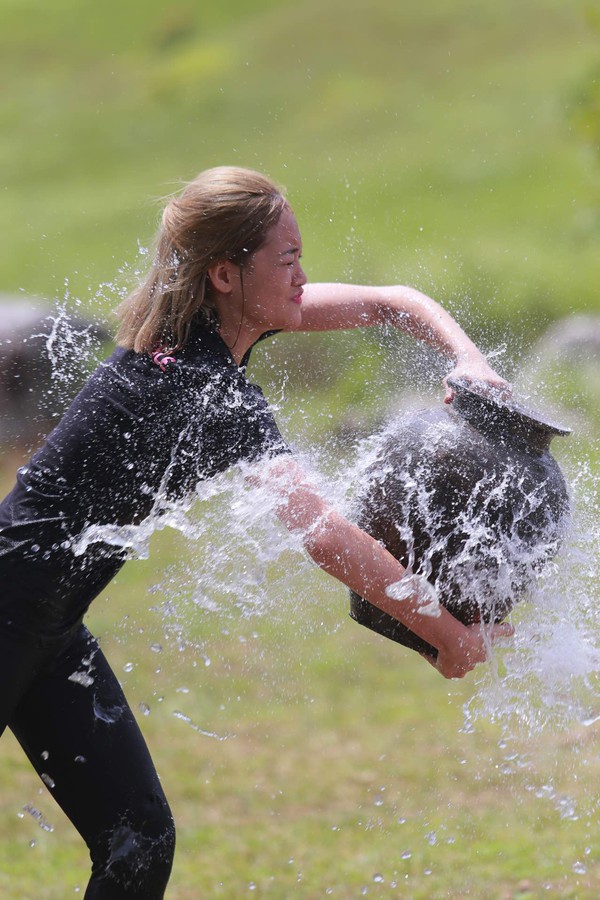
[0,325,289,635]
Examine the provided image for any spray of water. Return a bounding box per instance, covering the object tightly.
[464,454,600,732]
[34,304,599,736]
[11,299,598,879]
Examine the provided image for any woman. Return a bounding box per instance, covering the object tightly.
[0,166,513,898]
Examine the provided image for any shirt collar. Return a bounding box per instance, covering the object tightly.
[184,320,279,372]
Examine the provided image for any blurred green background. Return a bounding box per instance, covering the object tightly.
[1,1,600,897]
[2,0,600,331]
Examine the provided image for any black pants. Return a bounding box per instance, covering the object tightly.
[0,622,175,898]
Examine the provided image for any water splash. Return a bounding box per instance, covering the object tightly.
[171,710,233,741]
[465,453,600,736]
[16,301,600,882]
[34,305,599,738]
[36,300,110,415]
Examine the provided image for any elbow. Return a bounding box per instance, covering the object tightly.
[272,478,352,574]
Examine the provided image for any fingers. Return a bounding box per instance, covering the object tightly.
[468,620,514,652]
[488,621,515,644]
[435,658,473,680]
[433,620,515,680]
[420,649,468,680]
[443,368,513,403]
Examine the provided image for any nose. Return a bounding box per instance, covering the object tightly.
[294,262,307,286]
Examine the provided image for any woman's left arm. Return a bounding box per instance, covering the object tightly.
[293,283,509,400]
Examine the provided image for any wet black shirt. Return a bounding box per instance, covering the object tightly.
[0,326,289,635]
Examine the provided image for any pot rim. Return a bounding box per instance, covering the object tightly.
[447,377,571,439]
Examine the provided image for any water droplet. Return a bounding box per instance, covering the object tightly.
[373,873,384,883]
[68,671,94,687]
[93,699,123,724]
[172,710,231,741]
[41,751,49,761]
[41,773,55,790]
[582,713,600,727]
[74,755,86,764]
[400,850,412,860]
[123,662,134,672]
[572,861,587,875]
[139,702,150,716]
[150,643,163,653]
[23,804,54,833]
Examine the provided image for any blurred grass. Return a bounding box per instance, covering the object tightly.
[0,463,598,899]
[1,1,600,898]
[1,0,600,339]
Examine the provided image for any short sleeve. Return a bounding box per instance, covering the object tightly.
[167,369,291,493]
[214,378,290,470]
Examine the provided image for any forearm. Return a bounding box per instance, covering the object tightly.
[298,283,486,365]
[253,457,510,678]
[262,458,440,642]
[377,285,485,365]
[301,506,466,656]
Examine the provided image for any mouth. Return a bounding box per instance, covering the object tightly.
[291,289,304,305]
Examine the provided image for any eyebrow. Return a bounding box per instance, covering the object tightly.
[279,246,301,257]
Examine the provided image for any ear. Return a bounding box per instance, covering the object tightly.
[206,259,236,295]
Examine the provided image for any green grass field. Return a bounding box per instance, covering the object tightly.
[0,453,597,899]
[2,0,600,334]
[1,0,600,897]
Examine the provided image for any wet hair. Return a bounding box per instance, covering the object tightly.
[115,166,288,353]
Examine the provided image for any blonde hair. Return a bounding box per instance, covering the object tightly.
[115,166,288,353]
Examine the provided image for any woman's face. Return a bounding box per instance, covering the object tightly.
[240,206,307,332]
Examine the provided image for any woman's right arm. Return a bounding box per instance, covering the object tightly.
[251,457,513,679]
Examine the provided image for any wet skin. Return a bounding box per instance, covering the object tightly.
[210,207,307,362]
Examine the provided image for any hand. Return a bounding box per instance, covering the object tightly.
[443,357,512,404]
[423,621,514,679]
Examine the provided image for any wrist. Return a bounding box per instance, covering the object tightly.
[384,574,466,653]
[433,607,469,655]
[452,344,487,366]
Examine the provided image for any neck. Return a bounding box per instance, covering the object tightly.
[213,291,263,365]
[217,322,258,366]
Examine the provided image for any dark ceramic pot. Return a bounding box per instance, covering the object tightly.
[349,378,571,657]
